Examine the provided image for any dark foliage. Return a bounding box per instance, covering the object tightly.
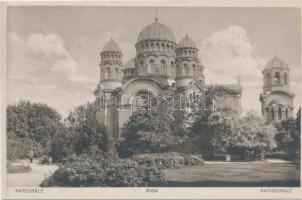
[41,154,165,187]
[132,152,204,169]
[275,107,301,160]
[6,101,68,160]
[118,108,182,157]
[66,101,108,155]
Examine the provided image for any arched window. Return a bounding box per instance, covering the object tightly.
[156,43,160,50]
[278,107,282,119]
[106,67,110,79]
[115,68,119,79]
[151,43,154,49]
[285,108,288,118]
[160,60,165,73]
[171,62,175,76]
[193,64,196,75]
[284,72,288,84]
[271,108,275,120]
[150,59,154,65]
[161,43,165,50]
[275,72,281,84]
[184,64,189,74]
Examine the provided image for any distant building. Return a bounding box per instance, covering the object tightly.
[260,56,295,123]
[94,14,242,153]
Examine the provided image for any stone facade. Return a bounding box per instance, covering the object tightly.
[94,15,242,153]
[260,56,295,123]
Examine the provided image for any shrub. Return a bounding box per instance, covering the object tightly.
[132,152,204,170]
[41,154,165,187]
[7,135,47,161]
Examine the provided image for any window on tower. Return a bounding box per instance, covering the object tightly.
[184,64,189,74]
[106,67,110,79]
[271,108,275,120]
[274,72,281,84]
[278,107,282,119]
[115,68,119,79]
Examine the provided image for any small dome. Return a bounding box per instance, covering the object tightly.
[265,56,288,69]
[177,34,197,49]
[124,58,135,69]
[101,39,121,53]
[137,17,176,43]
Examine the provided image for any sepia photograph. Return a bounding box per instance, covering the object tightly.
[1,1,302,199]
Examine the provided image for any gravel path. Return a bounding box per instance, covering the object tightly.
[7,160,58,187]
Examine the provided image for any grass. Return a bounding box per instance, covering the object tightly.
[163,161,300,187]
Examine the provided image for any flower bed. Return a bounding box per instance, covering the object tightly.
[132,152,204,169]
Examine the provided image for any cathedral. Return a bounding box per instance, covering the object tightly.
[94,14,242,148]
[260,56,295,123]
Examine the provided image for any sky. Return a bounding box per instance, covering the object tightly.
[6,6,301,117]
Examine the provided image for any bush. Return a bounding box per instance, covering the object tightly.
[132,152,204,170]
[41,154,165,187]
[7,135,47,161]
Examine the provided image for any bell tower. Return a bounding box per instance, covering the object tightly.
[260,56,295,123]
[95,38,123,158]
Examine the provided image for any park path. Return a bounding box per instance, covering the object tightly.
[7,160,58,187]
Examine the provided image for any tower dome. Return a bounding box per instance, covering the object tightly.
[101,38,122,53]
[99,38,123,90]
[264,56,288,69]
[175,34,204,88]
[135,14,176,82]
[177,34,197,49]
[137,17,176,43]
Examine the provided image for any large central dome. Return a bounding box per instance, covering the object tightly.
[137,17,176,43]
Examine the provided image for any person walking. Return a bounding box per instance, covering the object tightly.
[29,149,34,163]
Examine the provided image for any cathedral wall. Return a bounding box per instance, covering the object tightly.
[96,109,105,125]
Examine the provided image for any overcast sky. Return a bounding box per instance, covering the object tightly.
[7,6,301,116]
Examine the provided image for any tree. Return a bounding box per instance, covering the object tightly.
[238,112,277,159]
[190,86,237,158]
[66,101,108,155]
[118,108,182,157]
[275,107,301,159]
[7,100,66,159]
[7,100,62,143]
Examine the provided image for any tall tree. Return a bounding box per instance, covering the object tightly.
[66,101,108,155]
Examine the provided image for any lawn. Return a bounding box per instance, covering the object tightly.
[163,161,300,187]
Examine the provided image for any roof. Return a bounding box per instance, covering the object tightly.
[137,17,176,43]
[101,38,121,53]
[177,34,197,49]
[219,84,243,93]
[264,56,289,69]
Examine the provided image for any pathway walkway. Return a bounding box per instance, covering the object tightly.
[7,160,58,187]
